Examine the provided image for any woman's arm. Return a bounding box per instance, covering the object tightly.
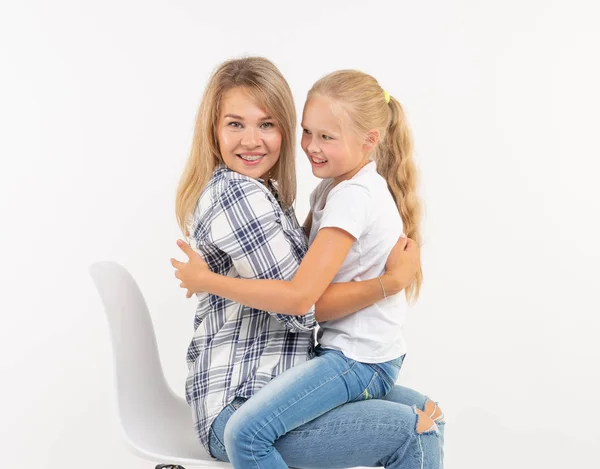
[315,236,420,322]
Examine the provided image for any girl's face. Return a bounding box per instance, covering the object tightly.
[217,87,282,180]
[301,94,370,184]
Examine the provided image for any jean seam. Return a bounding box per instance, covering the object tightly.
[352,370,380,402]
[417,434,424,469]
[211,400,242,459]
[248,359,359,467]
[370,363,400,388]
[209,430,227,458]
[286,421,421,434]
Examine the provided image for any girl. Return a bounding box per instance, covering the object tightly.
[173,58,443,468]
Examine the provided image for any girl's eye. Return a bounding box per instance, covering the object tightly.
[302,129,311,135]
[322,134,332,141]
[260,122,274,129]
[228,122,242,128]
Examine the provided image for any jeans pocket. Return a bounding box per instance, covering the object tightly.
[208,398,246,461]
[389,355,405,369]
[351,371,391,402]
[208,430,228,461]
[373,355,404,388]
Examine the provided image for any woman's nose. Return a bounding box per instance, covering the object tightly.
[241,127,259,147]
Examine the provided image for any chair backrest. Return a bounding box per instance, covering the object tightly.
[89,261,176,434]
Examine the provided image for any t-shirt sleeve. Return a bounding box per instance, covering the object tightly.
[318,183,372,240]
[309,180,326,212]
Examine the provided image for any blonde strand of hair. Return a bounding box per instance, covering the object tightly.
[382,96,422,303]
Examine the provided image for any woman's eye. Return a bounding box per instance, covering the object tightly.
[228,122,242,128]
[260,122,274,129]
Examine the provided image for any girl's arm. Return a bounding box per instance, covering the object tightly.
[174,234,419,321]
[173,185,416,318]
[175,227,356,316]
[179,178,317,331]
[315,236,419,322]
[276,213,417,322]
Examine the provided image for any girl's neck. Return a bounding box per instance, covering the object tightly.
[332,156,371,187]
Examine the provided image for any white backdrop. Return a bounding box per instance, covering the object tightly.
[1,1,599,468]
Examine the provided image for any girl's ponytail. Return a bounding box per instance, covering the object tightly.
[377,96,422,303]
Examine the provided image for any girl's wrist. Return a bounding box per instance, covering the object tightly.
[380,273,404,297]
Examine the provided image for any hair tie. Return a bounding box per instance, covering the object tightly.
[383,90,391,104]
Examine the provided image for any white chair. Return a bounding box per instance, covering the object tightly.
[89,261,231,468]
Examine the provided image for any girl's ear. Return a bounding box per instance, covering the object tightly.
[364,129,380,152]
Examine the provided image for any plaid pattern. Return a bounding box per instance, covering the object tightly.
[185,166,316,455]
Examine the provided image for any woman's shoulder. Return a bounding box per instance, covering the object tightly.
[189,167,237,236]
[204,166,269,200]
[190,167,272,239]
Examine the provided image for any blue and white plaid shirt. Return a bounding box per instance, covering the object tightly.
[185,166,316,455]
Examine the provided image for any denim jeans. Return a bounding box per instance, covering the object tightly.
[209,348,443,468]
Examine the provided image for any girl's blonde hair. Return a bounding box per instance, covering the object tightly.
[176,57,297,235]
[309,70,423,303]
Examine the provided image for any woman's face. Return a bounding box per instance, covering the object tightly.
[217,87,282,180]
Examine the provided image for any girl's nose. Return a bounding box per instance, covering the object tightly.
[307,141,321,155]
[304,134,319,154]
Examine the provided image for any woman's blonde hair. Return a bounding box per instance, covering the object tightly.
[176,57,297,234]
[309,70,423,303]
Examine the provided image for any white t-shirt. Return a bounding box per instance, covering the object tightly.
[309,161,407,363]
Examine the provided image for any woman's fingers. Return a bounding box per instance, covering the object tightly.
[177,239,197,259]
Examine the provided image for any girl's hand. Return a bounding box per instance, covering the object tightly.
[170,239,210,298]
[382,234,420,295]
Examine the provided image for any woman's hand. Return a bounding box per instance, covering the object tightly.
[381,234,421,295]
[170,239,210,298]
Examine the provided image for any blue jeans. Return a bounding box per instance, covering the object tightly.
[224,347,403,468]
[209,349,444,468]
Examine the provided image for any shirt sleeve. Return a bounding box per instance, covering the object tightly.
[208,178,316,332]
[308,185,319,212]
[318,183,373,240]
